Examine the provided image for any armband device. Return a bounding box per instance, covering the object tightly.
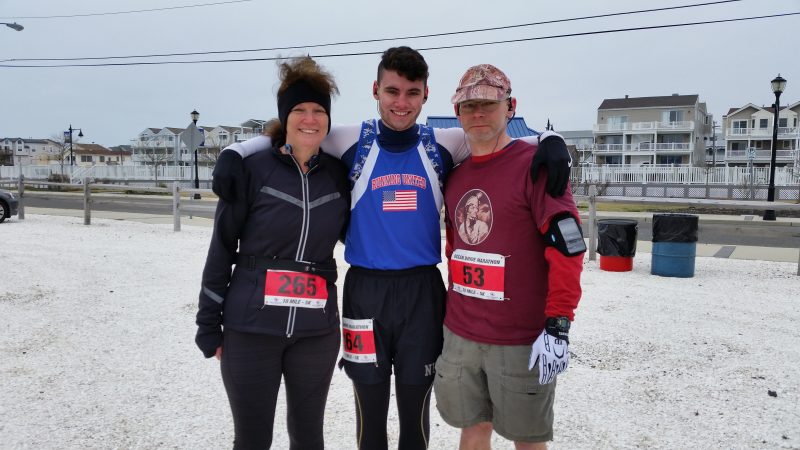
[544,213,586,257]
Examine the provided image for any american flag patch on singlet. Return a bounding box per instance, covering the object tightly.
[382,190,417,211]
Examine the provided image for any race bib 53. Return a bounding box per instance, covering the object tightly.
[449,249,505,301]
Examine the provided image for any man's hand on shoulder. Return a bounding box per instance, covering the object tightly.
[530,131,571,197]
[212,150,244,203]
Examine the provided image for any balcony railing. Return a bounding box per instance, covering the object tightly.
[235,133,261,142]
[638,143,692,151]
[725,148,797,161]
[593,144,629,152]
[726,127,799,138]
[592,143,694,153]
[595,120,695,132]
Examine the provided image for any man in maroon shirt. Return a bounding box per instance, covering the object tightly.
[434,64,585,449]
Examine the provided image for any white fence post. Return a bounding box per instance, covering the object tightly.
[173,181,181,232]
[83,178,91,225]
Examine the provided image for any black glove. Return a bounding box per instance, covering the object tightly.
[544,316,570,344]
[530,133,571,197]
[195,325,223,358]
[212,150,244,203]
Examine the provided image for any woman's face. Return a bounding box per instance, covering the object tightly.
[465,198,478,220]
[285,102,328,150]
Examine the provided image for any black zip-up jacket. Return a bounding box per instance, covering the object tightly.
[195,146,350,358]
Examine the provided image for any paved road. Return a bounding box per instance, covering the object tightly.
[23,191,216,219]
[21,192,800,248]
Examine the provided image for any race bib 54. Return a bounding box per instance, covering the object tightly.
[342,318,377,363]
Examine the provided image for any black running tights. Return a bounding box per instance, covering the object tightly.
[353,380,433,450]
[220,328,340,449]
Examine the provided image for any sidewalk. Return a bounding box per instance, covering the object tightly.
[16,206,800,264]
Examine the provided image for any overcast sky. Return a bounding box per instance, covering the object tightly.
[2,0,798,147]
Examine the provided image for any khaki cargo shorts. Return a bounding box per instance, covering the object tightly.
[433,326,556,443]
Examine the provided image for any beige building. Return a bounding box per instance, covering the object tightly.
[592,94,712,166]
[1,138,60,166]
[71,143,132,167]
[721,102,800,167]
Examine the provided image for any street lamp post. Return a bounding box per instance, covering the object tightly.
[190,110,201,199]
[1,22,24,31]
[763,74,787,221]
[66,125,84,167]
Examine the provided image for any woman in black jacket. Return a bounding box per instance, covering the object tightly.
[195,57,349,449]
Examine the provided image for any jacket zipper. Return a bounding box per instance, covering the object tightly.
[285,156,317,338]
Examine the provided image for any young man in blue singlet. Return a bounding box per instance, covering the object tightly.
[212,47,572,450]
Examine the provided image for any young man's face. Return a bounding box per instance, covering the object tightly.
[455,98,514,146]
[373,70,428,132]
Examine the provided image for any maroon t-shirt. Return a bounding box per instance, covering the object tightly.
[443,140,580,345]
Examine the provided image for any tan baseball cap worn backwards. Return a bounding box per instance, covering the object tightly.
[451,64,512,104]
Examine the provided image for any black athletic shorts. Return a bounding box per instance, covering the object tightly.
[339,264,446,385]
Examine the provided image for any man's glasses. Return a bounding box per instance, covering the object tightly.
[459,100,503,114]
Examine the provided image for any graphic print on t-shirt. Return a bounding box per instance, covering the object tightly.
[455,189,492,245]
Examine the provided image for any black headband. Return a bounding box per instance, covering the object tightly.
[277,80,332,137]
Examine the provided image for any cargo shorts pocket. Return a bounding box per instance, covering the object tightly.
[433,356,469,426]
[494,372,556,442]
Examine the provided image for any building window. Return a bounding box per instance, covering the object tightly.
[81,155,92,162]
[730,142,742,150]
[732,120,747,135]
[759,119,768,129]
[607,116,627,130]
[100,156,105,162]
[662,110,684,123]
[753,141,763,149]
[657,155,682,164]
[778,118,787,128]
[660,134,685,144]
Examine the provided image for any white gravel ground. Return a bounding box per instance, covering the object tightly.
[1,215,798,449]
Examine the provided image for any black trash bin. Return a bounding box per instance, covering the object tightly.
[651,213,699,278]
[597,219,638,272]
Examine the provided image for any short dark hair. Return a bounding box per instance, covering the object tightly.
[377,46,429,85]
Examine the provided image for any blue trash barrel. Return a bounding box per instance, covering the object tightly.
[651,214,699,278]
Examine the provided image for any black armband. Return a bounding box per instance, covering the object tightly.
[544,212,586,257]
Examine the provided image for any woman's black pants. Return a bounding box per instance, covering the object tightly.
[220,328,340,449]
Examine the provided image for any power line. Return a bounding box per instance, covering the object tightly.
[1,11,796,68]
[0,0,254,20]
[3,0,746,62]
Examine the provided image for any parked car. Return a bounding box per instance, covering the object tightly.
[0,189,20,223]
